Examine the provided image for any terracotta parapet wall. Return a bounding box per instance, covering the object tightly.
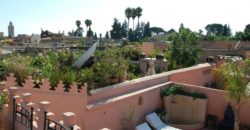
[173,82,250,125]
[88,63,214,104]
[170,63,214,86]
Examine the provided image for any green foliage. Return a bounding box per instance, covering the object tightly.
[161,85,184,97]
[85,19,93,37]
[221,62,250,103]
[86,27,94,37]
[152,48,162,58]
[155,65,163,74]
[161,85,207,99]
[205,23,224,36]
[85,19,92,28]
[220,61,250,130]
[93,48,129,87]
[121,20,128,38]
[143,22,151,38]
[0,54,34,86]
[74,20,83,37]
[41,29,52,38]
[80,68,95,85]
[0,91,8,111]
[94,32,97,39]
[63,69,77,91]
[0,47,142,90]
[128,63,141,76]
[155,108,166,121]
[235,24,250,41]
[169,28,202,69]
[110,18,122,39]
[125,7,132,29]
[211,67,226,89]
[105,31,110,39]
[118,47,140,60]
[151,27,165,35]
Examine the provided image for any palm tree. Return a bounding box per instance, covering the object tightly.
[76,20,81,28]
[221,62,250,130]
[125,7,132,29]
[131,8,137,31]
[85,19,92,31]
[136,7,142,27]
[170,28,201,69]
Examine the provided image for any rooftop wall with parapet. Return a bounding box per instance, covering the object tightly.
[0,63,215,130]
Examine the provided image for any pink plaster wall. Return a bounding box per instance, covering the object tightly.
[3,63,250,130]
[88,74,169,104]
[85,82,171,130]
[170,64,213,86]
[175,82,250,125]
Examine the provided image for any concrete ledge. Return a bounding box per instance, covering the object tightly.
[87,81,172,110]
[90,63,212,95]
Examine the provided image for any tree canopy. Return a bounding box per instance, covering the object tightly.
[169,28,202,69]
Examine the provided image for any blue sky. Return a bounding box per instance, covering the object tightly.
[0,0,250,36]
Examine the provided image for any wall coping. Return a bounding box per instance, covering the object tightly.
[18,87,86,97]
[172,82,226,93]
[90,63,213,95]
[87,81,172,110]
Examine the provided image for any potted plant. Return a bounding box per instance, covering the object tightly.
[161,84,207,126]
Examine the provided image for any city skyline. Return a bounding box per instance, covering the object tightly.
[0,0,250,36]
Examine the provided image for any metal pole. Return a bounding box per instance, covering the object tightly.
[12,98,16,130]
[30,107,33,130]
[43,111,47,130]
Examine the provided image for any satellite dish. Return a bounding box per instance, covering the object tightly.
[73,41,98,68]
[31,34,41,45]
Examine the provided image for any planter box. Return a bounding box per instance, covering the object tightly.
[164,95,207,124]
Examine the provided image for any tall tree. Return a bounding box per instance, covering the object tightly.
[205,23,224,36]
[125,7,132,29]
[41,29,52,38]
[151,27,165,35]
[86,27,94,37]
[105,31,110,39]
[136,7,142,27]
[236,24,250,41]
[85,19,92,31]
[94,32,97,39]
[143,22,151,38]
[110,18,122,39]
[244,24,250,33]
[170,28,201,68]
[179,23,185,32]
[131,8,137,31]
[121,20,128,38]
[75,20,83,37]
[222,24,231,37]
[85,19,92,37]
[76,20,81,28]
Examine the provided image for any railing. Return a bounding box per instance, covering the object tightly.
[44,111,73,130]
[13,98,33,130]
